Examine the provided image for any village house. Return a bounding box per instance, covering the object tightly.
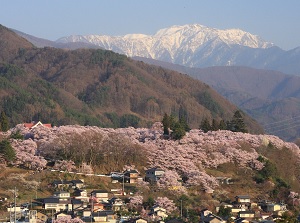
[200,213,226,223]
[124,169,140,184]
[145,167,165,182]
[237,210,255,219]
[36,211,48,223]
[200,209,226,223]
[71,199,84,211]
[53,191,70,200]
[51,180,71,189]
[109,197,125,212]
[24,121,52,129]
[91,210,116,223]
[55,211,73,219]
[231,207,246,215]
[71,179,85,189]
[91,190,109,202]
[52,179,85,189]
[235,195,251,204]
[149,205,168,220]
[123,217,148,223]
[73,189,89,202]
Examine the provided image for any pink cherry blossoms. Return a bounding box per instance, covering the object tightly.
[7,122,299,191]
[11,138,47,171]
[52,216,83,223]
[154,196,177,214]
[128,195,144,210]
[157,170,186,194]
[288,191,300,206]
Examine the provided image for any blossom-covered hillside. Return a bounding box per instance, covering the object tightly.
[3,123,300,194]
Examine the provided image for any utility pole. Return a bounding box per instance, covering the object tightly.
[180,199,182,219]
[91,194,94,223]
[14,187,16,223]
[51,209,54,223]
[9,203,11,223]
[122,172,125,196]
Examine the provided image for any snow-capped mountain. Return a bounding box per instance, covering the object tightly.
[56,24,274,67]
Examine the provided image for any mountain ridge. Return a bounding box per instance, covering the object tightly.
[53,24,300,75]
[133,56,300,141]
[0,24,262,133]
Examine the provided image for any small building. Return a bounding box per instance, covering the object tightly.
[265,203,281,212]
[145,167,165,182]
[235,195,250,204]
[109,197,125,212]
[53,191,70,200]
[71,199,83,210]
[24,121,52,129]
[124,169,139,184]
[238,211,255,218]
[73,189,89,202]
[231,208,246,214]
[52,180,72,189]
[91,190,109,202]
[36,211,48,223]
[55,212,72,219]
[200,208,212,219]
[201,213,226,223]
[123,218,148,223]
[149,205,168,220]
[92,210,116,223]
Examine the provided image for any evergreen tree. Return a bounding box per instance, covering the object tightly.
[171,121,186,140]
[179,117,190,132]
[162,113,171,135]
[230,110,248,133]
[0,139,15,162]
[162,113,187,140]
[200,118,211,133]
[219,119,227,130]
[211,119,219,131]
[0,111,9,131]
[169,114,176,130]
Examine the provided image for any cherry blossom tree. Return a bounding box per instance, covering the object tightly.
[53,160,77,172]
[157,170,186,194]
[7,122,299,192]
[155,196,177,214]
[128,195,144,211]
[288,191,300,206]
[11,138,47,170]
[53,216,83,223]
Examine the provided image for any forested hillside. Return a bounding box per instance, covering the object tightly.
[0,24,262,132]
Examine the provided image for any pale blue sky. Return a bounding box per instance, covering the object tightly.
[1,0,300,50]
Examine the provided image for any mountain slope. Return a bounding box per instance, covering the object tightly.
[54,24,300,75]
[0,25,34,62]
[0,24,262,132]
[133,57,300,141]
[12,28,103,49]
[6,123,300,202]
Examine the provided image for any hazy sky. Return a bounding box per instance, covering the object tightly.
[1,0,300,50]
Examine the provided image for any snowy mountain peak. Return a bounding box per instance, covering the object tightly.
[56,24,275,67]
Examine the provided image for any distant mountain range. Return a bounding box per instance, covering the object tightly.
[54,24,300,76]
[7,24,300,140]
